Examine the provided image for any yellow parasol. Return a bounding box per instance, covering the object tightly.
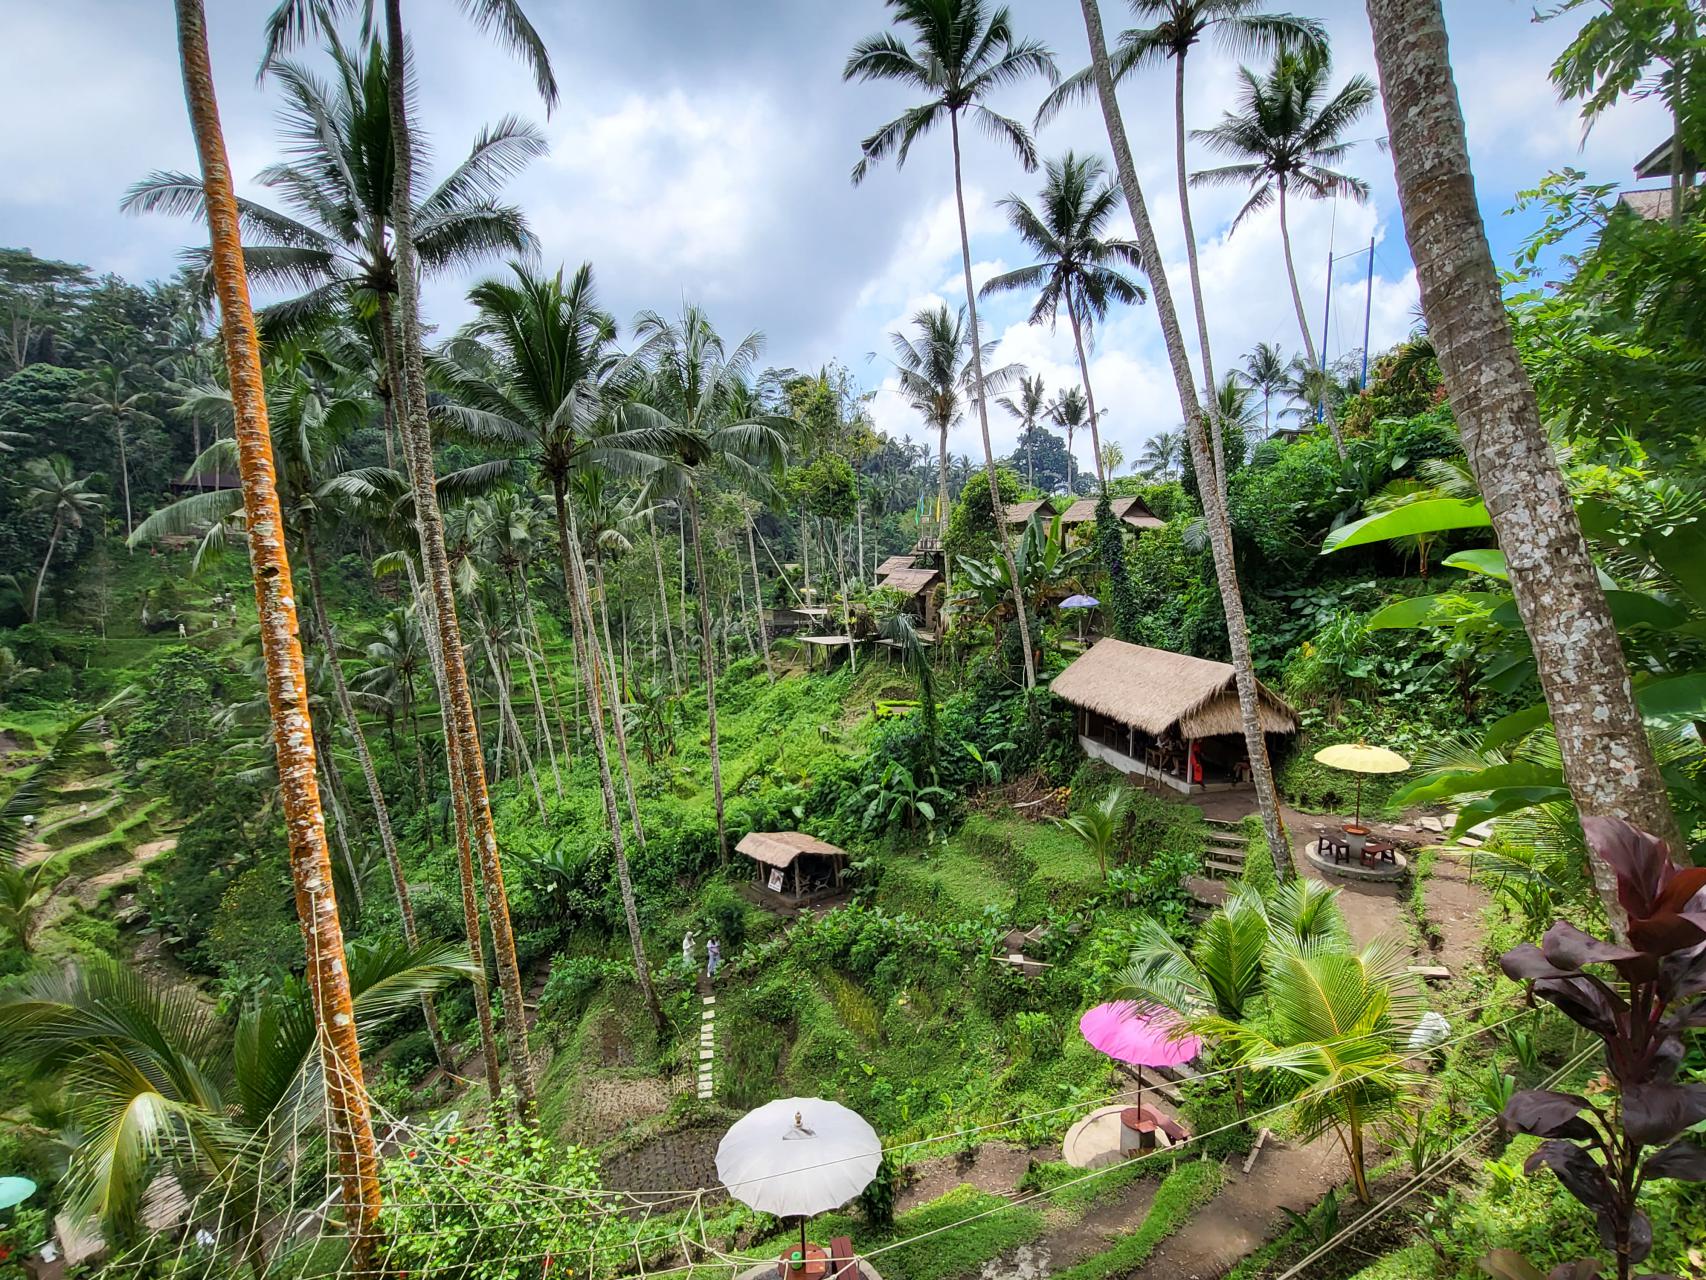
[1313,742,1410,827]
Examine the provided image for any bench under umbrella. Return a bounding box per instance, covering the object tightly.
[717,1098,881,1258]
[1080,1001,1201,1120]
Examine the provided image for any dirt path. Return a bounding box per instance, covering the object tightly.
[1419,847,1488,978]
[899,1145,1051,1214]
[1134,1135,1344,1279]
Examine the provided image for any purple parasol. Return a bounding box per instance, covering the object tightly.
[1080,1001,1201,1119]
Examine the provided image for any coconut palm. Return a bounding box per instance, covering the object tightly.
[997,372,1049,486]
[623,306,789,865]
[0,942,471,1263]
[1071,0,1293,880]
[982,151,1144,490]
[435,262,670,1027]
[845,0,1057,689]
[1049,386,1092,493]
[74,359,159,546]
[22,455,103,623]
[263,0,559,1123]
[1040,0,1324,465]
[1202,938,1423,1201]
[1242,340,1288,437]
[1137,429,1183,478]
[171,0,383,1241]
[1367,0,1685,862]
[1191,47,1375,454]
[1055,785,1128,881]
[888,306,1023,544]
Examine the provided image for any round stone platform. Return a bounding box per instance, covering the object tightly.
[1304,839,1408,882]
[1062,1103,1175,1169]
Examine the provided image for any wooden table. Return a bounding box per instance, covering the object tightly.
[777,1244,830,1280]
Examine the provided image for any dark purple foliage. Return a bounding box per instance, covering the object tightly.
[1496,818,1706,1280]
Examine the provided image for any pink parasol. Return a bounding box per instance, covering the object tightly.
[1080,1001,1202,1119]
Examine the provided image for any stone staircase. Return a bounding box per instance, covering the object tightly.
[697,987,716,1101]
[1201,818,1249,881]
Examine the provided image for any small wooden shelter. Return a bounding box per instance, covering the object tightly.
[874,565,943,634]
[1051,638,1297,793]
[1003,498,1057,528]
[876,553,918,578]
[1056,494,1164,533]
[737,831,849,909]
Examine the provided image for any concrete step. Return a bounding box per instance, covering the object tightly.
[1203,829,1249,845]
[1205,858,1247,876]
[1207,846,1247,862]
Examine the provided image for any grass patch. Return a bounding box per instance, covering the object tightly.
[1046,1159,1223,1280]
[787,1184,1047,1280]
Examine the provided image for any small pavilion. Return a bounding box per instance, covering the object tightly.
[1056,494,1165,534]
[736,831,849,910]
[1050,638,1297,793]
[872,564,943,634]
[1003,498,1057,529]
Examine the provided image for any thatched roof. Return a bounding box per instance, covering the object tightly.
[876,554,918,578]
[1004,498,1056,526]
[1057,494,1164,530]
[1050,638,1298,737]
[877,566,942,598]
[737,831,848,868]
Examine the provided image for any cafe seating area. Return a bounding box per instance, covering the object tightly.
[1305,825,1409,881]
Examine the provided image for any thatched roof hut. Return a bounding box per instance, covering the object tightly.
[736,831,847,868]
[876,566,942,599]
[1057,494,1165,531]
[1051,638,1297,737]
[875,553,918,578]
[1003,498,1056,527]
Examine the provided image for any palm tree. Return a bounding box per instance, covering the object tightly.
[1191,46,1375,454]
[1365,0,1685,870]
[126,33,542,459]
[23,455,102,623]
[1040,0,1323,468]
[1056,785,1128,881]
[997,372,1048,486]
[888,306,1022,543]
[623,306,789,865]
[1073,0,1292,879]
[1203,938,1423,1201]
[75,359,159,546]
[436,263,667,1027]
[263,0,559,1121]
[1137,429,1182,478]
[845,0,1057,690]
[1242,340,1288,436]
[982,151,1144,491]
[1049,386,1093,493]
[172,0,381,1247]
[0,943,470,1265]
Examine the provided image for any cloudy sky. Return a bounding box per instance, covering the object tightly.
[0,0,1671,471]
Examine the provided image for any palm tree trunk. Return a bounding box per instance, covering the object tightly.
[115,419,134,549]
[1277,182,1345,455]
[686,488,730,862]
[592,554,648,848]
[549,478,662,1027]
[1364,0,1685,898]
[29,517,62,623]
[520,582,574,770]
[508,574,563,802]
[1067,307,1107,492]
[172,0,381,1252]
[480,627,547,821]
[1078,0,1292,881]
[647,509,682,693]
[382,0,534,1118]
[405,556,502,1097]
[747,512,773,680]
[949,111,1035,689]
[1172,55,1234,502]
[303,537,450,1069]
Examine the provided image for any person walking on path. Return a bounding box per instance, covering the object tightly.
[706,937,721,982]
[682,929,697,977]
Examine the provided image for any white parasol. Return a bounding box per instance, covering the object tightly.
[716,1098,881,1253]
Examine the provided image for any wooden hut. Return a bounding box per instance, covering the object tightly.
[737,831,849,910]
[873,565,943,634]
[875,553,918,579]
[1056,494,1165,533]
[1050,638,1297,793]
[1003,498,1057,529]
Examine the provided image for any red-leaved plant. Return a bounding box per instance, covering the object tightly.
[1487,817,1706,1280]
